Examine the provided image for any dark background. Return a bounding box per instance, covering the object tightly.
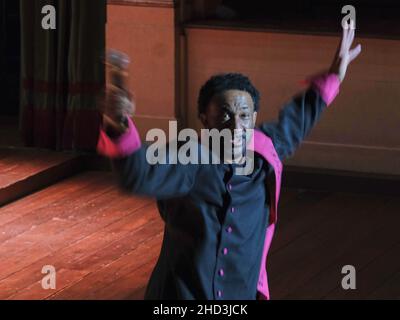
[0,0,20,116]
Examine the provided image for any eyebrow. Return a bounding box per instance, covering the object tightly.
[220,104,250,113]
[221,105,232,112]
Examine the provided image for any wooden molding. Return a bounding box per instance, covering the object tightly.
[107,0,177,8]
[184,20,400,41]
[283,165,400,196]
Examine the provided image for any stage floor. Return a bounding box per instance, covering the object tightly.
[0,169,399,299]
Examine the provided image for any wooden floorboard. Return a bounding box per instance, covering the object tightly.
[0,147,83,206]
[368,268,400,299]
[320,196,400,299]
[0,148,78,189]
[0,171,159,299]
[0,203,159,299]
[48,232,163,300]
[0,174,113,244]
[268,192,395,299]
[1,169,399,299]
[269,189,333,254]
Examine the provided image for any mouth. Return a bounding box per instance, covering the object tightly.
[231,132,246,148]
[231,134,246,160]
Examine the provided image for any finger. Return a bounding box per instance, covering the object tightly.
[106,83,130,98]
[106,49,130,69]
[107,87,134,110]
[340,27,348,52]
[349,44,362,63]
[346,28,355,49]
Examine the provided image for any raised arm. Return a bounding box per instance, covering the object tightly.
[258,27,361,161]
[97,118,198,199]
[97,50,198,199]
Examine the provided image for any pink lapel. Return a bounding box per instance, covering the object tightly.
[248,129,283,300]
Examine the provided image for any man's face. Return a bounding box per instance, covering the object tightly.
[200,89,257,162]
[200,89,257,131]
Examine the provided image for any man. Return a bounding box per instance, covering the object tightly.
[97,27,361,300]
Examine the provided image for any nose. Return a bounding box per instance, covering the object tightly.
[226,115,239,131]
[233,115,245,133]
[234,116,242,131]
[229,115,246,142]
[224,114,245,140]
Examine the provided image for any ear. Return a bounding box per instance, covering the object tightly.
[252,111,257,127]
[199,113,208,128]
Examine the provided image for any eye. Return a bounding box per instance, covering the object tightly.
[241,113,250,120]
[222,113,231,122]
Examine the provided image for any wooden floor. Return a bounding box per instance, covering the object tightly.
[0,171,162,300]
[0,170,399,299]
[0,147,82,206]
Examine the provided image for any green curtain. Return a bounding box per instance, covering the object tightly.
[20,0,106,151]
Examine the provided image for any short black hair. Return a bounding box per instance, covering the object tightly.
[197,73,260,116]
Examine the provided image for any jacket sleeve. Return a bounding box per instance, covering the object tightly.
[110,146,199,199]
[97,117,199,199]
[258,73,340,162]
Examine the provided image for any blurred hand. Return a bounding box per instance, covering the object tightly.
[100,50,135,133]
[330,27,362,82]
[102,84,135,131]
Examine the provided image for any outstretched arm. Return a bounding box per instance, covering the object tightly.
[98,120,199,200]
[97,50,198,199]
[259,27,361,161]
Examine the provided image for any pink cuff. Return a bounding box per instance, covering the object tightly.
[300,73,340,106]
[309,73,340,106]
[97,117,141,158]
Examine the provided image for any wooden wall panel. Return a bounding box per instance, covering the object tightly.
[185,27,400,175]
[106,4,178,138]
[107,0,175,7]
